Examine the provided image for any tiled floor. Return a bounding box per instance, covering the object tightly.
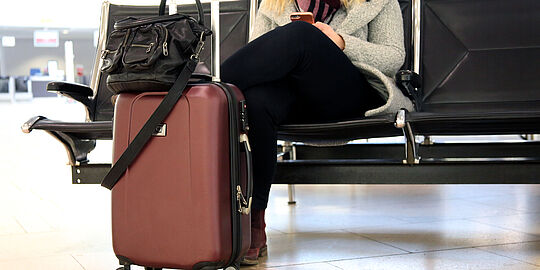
[1,98,539,269]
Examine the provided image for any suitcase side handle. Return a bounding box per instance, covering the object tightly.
[238,134,253,215]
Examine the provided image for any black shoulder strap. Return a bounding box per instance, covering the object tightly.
[101,60,198,190]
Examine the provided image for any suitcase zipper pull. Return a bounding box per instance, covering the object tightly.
[236,185,252,215]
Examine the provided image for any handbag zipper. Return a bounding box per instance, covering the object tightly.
[114,14,190,30]
[162,28,169,56]
[130,42,154,53]
[101,49,118,59]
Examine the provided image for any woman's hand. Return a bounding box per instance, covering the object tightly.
[313,22,345,50]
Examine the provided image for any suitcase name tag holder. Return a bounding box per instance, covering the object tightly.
[152,124,167,137]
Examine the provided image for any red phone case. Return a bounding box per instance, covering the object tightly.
[290,12,314,24]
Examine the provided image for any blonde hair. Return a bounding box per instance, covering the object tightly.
[261,0,366,14]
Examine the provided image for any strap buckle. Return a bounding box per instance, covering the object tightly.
[191,33,205,61]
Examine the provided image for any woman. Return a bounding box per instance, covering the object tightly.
[221,0,413,265]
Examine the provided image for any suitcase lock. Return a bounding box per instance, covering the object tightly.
[240,100,249,132]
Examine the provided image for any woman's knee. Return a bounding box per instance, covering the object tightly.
[278,21,323,43]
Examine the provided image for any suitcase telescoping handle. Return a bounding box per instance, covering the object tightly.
[238,134,253,215]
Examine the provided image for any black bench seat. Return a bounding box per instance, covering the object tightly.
[277,114,400,143]
[408,111,540,136]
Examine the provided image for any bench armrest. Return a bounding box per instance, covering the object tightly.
[47,81,93,96]
[396,70,423,111]
[396,70,422,89]
[47,81,95,118]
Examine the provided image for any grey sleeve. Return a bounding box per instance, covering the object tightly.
[249,9,275,42]
[336,0,405,77]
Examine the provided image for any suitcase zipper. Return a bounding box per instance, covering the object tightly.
[211,82,244,267]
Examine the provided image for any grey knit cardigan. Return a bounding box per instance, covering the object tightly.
[250,0,414,117]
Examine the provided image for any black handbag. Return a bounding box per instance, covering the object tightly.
[100,0,212,190]
[101,0,211,93]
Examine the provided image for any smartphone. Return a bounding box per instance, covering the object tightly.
[290,12,314,24]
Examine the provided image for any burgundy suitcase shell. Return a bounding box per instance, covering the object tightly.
[111,83,250,269]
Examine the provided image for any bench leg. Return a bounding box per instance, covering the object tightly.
[403,122,420,164]
[287,184,296,205]
[395,109,420,165]
[282,142,297,205]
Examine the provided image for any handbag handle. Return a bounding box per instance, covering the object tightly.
[159,0,205,26]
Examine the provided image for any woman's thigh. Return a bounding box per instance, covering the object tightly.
[224,21,385,123]
[278,23,385,122]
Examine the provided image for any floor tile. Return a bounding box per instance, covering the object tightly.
[478,241,540,267]
[464,194,540,213]
[346,219,540,253]
[0,255,84,270]
[267,227,286,236]
[0,231,110,261]
[359,199,523,223]
[0,216,25,235]
[266,206,406,234]
[267,185,469,214]
[470,213,540,236]
[254,230,406,268]
[14,212,54,233]
[263,262,342,269]
[329,248,539,270]
[72,251,119,270]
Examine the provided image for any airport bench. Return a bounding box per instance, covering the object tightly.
[22,0,540,190]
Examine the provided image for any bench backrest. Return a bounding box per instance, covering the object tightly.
[398,0,412,71]
[420,0,540,113]
[0,77,8,93]
[14,76,29,92]
[91,1,252,121]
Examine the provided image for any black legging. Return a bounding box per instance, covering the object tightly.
[221,21,385,210]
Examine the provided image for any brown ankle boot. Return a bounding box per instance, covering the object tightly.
[241,209,267,266]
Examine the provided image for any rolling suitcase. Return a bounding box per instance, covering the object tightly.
[103,1,252,269]
[111,83,251,270]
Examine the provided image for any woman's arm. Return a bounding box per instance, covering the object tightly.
[314,22,345,50]
[249,8,275,42]
[336,0,405,77]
